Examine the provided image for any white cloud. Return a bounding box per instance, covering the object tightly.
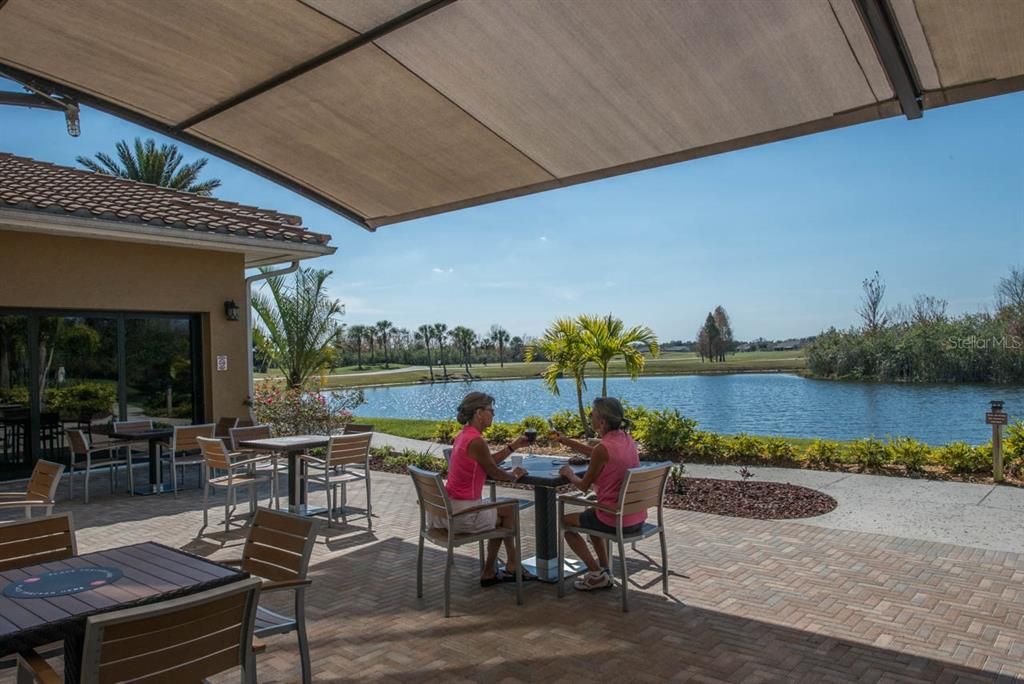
[432,267,454,274]
[539,236,548,242]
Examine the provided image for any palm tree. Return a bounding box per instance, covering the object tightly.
[375,320,395,369]
[577,314,660,397]
[348,325,368,369]
[526,318,591,434]
[450,326,477,376]
[432,323,449,378]
[251,267,343,387]
[490,325,510,368]
[416,324,435,381]
[76,137,221,195]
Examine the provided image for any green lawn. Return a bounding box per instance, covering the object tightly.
[316,350,806,389]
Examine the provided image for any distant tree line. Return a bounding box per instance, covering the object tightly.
[806,268,1024,384]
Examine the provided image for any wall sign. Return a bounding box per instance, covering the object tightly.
[216,355,228,371]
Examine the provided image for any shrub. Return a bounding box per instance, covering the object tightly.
[383,448,447,474]
[886,437,932,473]
[668,464,686,490]
[848,437,888,470]
[623,402,649,430]
[804,439,843,468]
[762,437,798,465]
[936,441,990,474]
[548,410,585,438]
[726,433,766,461]
[1005,420,1024,476]
[251,383,360,436]
[0,385,28,405]
[686,431,728,463]
[519,415,551,445]
[632,408,697,456]
[483,421,518,444]
[432,419,461,443]
[45,382,116,418]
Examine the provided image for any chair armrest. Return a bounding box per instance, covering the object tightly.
[451,497,520,518]
[229,456,272,469]
[300,454,327,466]
[218,558,244,567]
[16,650,61,684]
[557,494,616,514]
[261,578,312,593]
[0,499,53,508]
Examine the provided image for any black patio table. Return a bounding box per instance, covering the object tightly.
[238,434,330,516]
[0,541,247,683]
[108,428,174,495]
[497,454,589,583]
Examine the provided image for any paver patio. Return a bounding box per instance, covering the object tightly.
[1,469,1022,683]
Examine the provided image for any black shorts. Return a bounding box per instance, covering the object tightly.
[578,508,644,535]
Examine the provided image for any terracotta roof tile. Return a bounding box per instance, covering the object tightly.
[0,152,331,246]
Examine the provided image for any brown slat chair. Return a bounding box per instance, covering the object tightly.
[557,461,672,612]
[164,423,216,494]
[0,512,76,571]
[303,432,373,529]
[0,459,64,518]
[230,424,282,509]
[111,418,153,465]
[222,508,318,684]
[16,576,262,684]
[66,429,133,504]
[216,416,240,439]
[408,465,523,618]
[196,436,273,533]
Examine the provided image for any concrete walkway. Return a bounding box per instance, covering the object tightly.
[370,432,1024,554]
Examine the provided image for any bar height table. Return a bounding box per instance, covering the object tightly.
[238,434,330,516]
[498,455,588,583]
[109,428,173,495]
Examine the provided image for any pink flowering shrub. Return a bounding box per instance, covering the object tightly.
[252,383,363,436]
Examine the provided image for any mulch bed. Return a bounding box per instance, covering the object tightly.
[665,478,837,520]
[369,454,838,520]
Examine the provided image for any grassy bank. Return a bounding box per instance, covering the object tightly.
[355,415,846,448]
[312,351,806,389]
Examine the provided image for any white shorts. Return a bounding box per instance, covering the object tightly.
[431,498,498,535]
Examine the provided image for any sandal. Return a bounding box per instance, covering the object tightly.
[500,567,537,582]
[480,569,512,587]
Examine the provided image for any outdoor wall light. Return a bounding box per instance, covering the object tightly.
[224,300,240,321]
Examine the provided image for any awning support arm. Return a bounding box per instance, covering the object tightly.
[855,0,923,120]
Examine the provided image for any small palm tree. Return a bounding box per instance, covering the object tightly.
[490,325,510,368]
[450,326,477,376]
[76,137,221,195]
[375,320,395,369]
[347,325,368,369]
[432,323,449,378]
[578,314,660,397]
[526,318,591,434]
[251,268,343,388]
[416,324,435,381]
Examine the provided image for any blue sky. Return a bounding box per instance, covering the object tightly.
[1,78,1021,342]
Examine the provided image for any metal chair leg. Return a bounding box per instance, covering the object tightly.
[224,485,232,533]
[295,588,311,684]
[444,549,453,618]
[659,529,669,594]
[514,509,523,606]
[417,534,425,598]
[84,456,91,504]
[557,500,565,598]
[365,472,372,531]
[202,478,210,529]
[618,538,629,612]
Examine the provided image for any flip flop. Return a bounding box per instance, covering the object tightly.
[480,569,512,587]
[501,567,537,582]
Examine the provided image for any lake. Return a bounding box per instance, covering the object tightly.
[348,373,1024,444]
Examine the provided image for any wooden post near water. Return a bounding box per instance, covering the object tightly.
[986,400,1007,482]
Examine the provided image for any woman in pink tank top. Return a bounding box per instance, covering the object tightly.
[552,397,645,591]
[435,392,535,585]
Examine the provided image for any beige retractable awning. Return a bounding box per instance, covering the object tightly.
[1,0,1021,231]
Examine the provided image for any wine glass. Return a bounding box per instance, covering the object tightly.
[524,429,537,459]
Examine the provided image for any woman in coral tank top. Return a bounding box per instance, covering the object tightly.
[552,397,645,591]
[435,392,535,585]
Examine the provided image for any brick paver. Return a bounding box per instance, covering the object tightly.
[1,469,1022,683]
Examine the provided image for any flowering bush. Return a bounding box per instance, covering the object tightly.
[252,383,362,436]
[432,419,461,443]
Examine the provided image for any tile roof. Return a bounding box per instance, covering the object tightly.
[0,152,332,245]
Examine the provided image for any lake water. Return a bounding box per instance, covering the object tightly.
[348,373,1024,444]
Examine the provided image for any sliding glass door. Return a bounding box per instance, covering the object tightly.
[0,309,203,479]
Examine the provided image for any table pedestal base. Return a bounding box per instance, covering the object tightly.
[133,483,176,496]
[522,555,585,583]
[289,504,328,517]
